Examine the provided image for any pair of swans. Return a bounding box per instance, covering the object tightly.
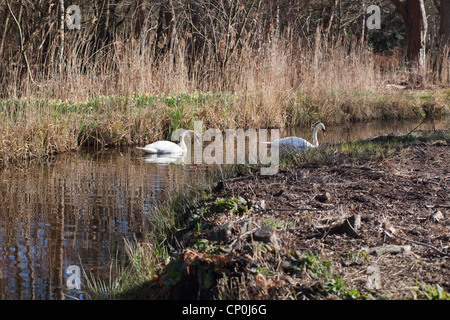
[137,122,326,156]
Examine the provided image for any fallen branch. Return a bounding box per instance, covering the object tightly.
[383,229,450,257]
[361,244,411,256]
[255,206,336,214]
[414,146,426,155]
[426,204,450,209]
[340,165,376,171]
[339,165,385,175]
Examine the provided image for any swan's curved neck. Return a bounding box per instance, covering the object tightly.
[179,131,190,153]
[312,127,320,147]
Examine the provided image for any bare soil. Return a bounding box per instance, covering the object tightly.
[151,136,449,300]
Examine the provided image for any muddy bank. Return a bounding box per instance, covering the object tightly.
[149,132,449,300]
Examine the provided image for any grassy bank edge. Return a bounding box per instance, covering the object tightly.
[1,88,449,168]
[80,163,253,299]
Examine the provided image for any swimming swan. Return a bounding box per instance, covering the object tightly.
[137,129,196,154]
[263,122,326,153]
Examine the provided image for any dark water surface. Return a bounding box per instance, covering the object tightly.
[0,151,207,299]
[287,118,449,145]
[0,118,448,299]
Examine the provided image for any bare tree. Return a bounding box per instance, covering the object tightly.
[0,0,10,59]
[320,0,340,37]
[433,0,450,47]
[5,0,33,82]
[390,0,428,82]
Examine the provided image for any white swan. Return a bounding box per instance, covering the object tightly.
[137,129,196,155]
[263,122,326,153]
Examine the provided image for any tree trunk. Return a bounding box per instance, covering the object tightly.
[94,0,118,53]
[360,2,366,48]
[133,0,146,39]
[440,0,450,47]
[168,0,177,57]
[391,0,428,82]
[0,8,10,59]
[321,0,339,37]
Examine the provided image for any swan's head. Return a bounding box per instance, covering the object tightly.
[315,122,326,136]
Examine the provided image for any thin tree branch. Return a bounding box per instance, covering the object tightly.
[383,229,450,257]
[5,0,34,82]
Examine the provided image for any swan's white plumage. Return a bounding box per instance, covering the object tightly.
[137,129,195,154]
[137,140,183,154]
[263,122,326,153]
[263,136,314,149]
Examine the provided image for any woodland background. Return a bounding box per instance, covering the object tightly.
[0,0,448,99]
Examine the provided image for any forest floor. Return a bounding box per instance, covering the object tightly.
[147,130,450,300]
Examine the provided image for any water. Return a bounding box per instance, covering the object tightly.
[0,151,207,299]
[286,118,449,145]
[0,118,448,300]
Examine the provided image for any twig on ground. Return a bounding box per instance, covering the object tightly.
[340,165,376,171]
[414,146,426,155]
[361,244,411,255]
[383,229,450,257]
[339,165,385,175]
[426,204,450,209]
[254,206,336,214]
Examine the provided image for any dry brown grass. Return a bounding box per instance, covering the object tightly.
[8,34,448,100]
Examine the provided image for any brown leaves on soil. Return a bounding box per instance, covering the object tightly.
[151,137,450,300]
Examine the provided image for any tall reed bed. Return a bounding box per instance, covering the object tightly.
[7,34,449,98]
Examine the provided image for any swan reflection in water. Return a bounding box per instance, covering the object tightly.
[142,153,186,164]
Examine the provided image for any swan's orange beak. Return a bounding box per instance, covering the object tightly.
[322,129,326,136]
